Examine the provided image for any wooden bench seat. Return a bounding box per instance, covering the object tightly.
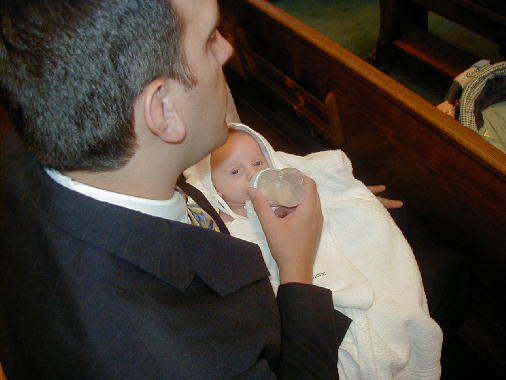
[374,0,506,76]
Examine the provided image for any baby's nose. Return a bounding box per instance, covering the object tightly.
[246,166,259,181]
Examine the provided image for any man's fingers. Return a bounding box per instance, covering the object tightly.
[367,185,386,195]
[377,196,403,209]
[367,185,404,209]
[274,207,289,218]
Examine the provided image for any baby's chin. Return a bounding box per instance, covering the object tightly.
[228,202,248,217]
[224,199,247,207]
[220,192,248,205]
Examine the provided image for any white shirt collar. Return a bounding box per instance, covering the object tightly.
[44,168,189,223]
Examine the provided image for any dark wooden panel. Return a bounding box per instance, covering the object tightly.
[0,107,11,143]
[412,0,506,40]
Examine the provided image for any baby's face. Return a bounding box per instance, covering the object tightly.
[211,131,269,208]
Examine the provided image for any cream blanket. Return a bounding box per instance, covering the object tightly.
[184,123,442,380]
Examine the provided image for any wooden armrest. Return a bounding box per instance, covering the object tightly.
[0,361,7,380]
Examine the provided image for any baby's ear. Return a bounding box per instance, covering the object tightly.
[143,79,186,143]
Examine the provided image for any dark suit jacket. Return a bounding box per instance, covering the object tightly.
[0,134,350,379]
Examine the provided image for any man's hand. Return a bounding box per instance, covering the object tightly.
[436,100,456,118]
[367,185,403,209]
[248,177,323,285]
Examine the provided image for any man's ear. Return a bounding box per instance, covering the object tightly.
[143,79,186,143]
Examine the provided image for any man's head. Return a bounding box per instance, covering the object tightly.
[0,0,231,172]
[156,0,232,172]
[211,130,269,208]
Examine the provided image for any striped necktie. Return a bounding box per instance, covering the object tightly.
[176,187,221,232]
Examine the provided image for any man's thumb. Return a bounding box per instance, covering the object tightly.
[248,187,275,224]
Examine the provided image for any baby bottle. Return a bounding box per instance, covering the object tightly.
[250,168,306,207]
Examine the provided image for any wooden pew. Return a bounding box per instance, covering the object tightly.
[219,0,506,374]
[0,362,6,380]
[374,0,506,77]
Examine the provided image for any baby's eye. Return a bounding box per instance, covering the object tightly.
[230,168,239,175]
[253,161,262,167]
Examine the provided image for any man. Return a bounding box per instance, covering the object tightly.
[0,0,350,378]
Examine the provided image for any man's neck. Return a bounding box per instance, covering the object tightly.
[66,162,180,201]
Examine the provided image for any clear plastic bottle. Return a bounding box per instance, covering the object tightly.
[250,168,306,207]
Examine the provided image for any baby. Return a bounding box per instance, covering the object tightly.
[210,129,269,222]
[185,123,443,380]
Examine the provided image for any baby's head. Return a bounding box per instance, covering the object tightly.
[211,130,269,214]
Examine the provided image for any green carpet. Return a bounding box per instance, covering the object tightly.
[274,0,381,59]
[273,0,503,104]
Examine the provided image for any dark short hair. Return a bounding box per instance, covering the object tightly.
[0,0,193,171]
